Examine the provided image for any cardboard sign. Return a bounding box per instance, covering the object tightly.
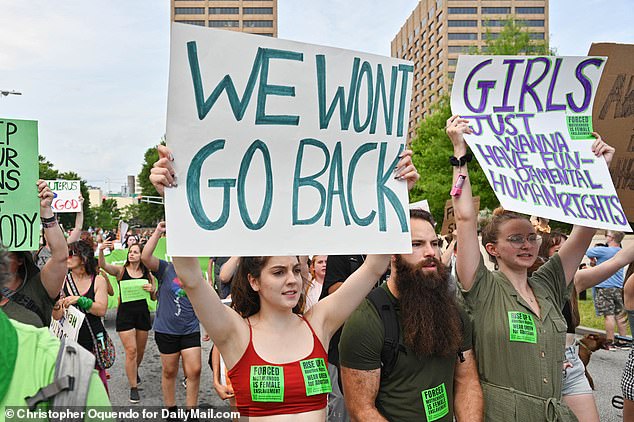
[451,56,631,232]
[49,305,85,342]
[46,179,81,213]
[589,43,634,222]
[119,279,151,303]
[165,24,413,256]
[441,196,480,236]
[0,119,39,251]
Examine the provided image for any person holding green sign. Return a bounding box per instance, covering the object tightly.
[150,145,419,420]
[447,115,614,422]
[98,241,156,404]
[2,180,68,328]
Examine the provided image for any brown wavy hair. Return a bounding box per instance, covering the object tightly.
[538,230,568,259]
[481,207,526,265]
[231,256,306,318]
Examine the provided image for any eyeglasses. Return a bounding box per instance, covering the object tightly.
[502,234,542,249]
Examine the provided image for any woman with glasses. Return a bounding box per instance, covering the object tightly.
[53,240,109,390]
[446,114,614,421]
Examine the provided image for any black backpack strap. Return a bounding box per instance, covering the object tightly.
[367,287,400,379]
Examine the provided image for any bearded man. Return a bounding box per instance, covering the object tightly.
[339,209,483,422]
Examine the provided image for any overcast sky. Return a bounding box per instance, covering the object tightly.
[2,0,633,193]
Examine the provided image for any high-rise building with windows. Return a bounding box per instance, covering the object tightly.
[392,0,548,141]
[171,0,277,37]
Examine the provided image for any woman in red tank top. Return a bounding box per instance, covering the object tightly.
[150,145,419,420]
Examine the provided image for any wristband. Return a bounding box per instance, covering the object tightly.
[77,296,94,311]
[449,153,472,167]
[42,220,59,229]
[41,215,56,223]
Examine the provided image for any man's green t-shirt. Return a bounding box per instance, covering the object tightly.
[0,315,112,422]
[339,283,473,422]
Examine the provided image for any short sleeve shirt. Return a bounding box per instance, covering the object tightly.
[152,260,200,335]
[459,253,569,400]
[586,246,623,288]
[320,255,365,367]
[339,283,473,422]
[1,318,112,422]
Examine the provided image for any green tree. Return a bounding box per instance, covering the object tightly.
[137,141,165,226]
[410,96,497,225]
[93,199,120,230]
[410,18,551,229]
[481,17,551,55]
[121,203,143,227]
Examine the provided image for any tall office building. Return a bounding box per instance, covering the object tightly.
[171,0,277,37]
[392,0,548,141]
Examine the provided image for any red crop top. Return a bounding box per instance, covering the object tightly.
[227,316,331,417]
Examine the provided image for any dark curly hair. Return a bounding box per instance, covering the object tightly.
[68,240,99,276]
[231,257,305,318]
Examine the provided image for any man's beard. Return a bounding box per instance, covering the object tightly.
[394,255,463,358]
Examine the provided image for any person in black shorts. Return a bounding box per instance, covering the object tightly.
[99,241,156,403]
[142,222,202,419]
[53,240,110,392]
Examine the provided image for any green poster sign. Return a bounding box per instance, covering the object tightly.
[250,365,284,402]
[102,239,211,311]
[421,383,449,421]
[120,279,151,303]
[0,119,39,251]
[508,311,537,343]
[300,358,332,396]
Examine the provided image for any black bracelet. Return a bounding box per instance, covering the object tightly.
[449,153,473,167]
[40,215,56,223]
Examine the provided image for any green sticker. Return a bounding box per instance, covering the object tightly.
[421,383,449,421]
[300,358,332,396]
[508,311,537,343]
[250,365,284,402]
[566,115,593,140]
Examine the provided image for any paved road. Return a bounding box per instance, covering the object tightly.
[587,345,629,422]
[103,309,233,421]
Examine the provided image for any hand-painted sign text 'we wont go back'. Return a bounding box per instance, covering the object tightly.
[165,24,414,256]
[451,56,631,232]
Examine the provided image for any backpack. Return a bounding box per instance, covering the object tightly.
[366,287,402,379]
[24,338,96,417]
[367,287,465,380]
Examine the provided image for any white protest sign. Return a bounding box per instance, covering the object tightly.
[165,24,414,256]
[409,200,430,212]
[451,56,631,232]
[49,305,85,341]
[46,180,81,213]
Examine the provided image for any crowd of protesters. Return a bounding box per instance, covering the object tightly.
[0,122,632,422]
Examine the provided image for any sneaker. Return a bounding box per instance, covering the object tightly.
[165,406,179,422]
[129,387,140,403]
[181,377,187,388]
